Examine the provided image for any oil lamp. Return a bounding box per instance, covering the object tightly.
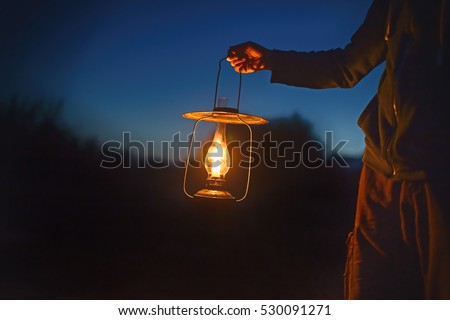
[182,58,268,201]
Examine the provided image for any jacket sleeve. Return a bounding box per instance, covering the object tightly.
[270,0,389,89]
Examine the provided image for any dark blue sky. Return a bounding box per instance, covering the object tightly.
[1,0,381,156]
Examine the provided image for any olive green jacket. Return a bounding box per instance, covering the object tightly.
[271,0,449,180]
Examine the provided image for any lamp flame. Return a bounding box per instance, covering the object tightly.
[205,123,230,180]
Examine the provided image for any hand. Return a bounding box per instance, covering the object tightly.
[227,41,273,73]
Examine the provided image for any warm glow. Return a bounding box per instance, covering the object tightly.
[205,123,230,179]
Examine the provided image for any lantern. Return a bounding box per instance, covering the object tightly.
[182,58,268,201]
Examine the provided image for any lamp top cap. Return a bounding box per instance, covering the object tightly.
[214,96,238,113]
[217,97,228,107]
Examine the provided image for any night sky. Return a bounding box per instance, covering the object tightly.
[1,0,381,157]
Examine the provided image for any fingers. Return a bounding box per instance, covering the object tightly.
[230,59,260,73]
[227,50,247,63]
[228,46,261,60]
[227,41,256,61]
[228,57,246,68]
[231,60,259,73]
[227,41,267,73]
[234,64,255,73]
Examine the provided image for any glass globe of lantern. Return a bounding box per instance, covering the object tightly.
[182,59,268,202]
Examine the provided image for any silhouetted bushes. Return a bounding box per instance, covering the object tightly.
[0,98,361,299]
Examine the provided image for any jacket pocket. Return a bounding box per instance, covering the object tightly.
[357,94,381,150]
[357,94,378,129]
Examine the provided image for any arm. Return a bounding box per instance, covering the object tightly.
[228,0,390,89]
[271,0,389,88]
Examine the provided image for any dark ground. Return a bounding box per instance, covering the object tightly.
[0,99,361,299]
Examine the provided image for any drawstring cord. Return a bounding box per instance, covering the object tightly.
[385,1,393,41]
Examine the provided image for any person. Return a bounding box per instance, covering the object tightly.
[227,0,450,299]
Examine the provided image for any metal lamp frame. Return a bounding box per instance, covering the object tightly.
[182,58,268,202]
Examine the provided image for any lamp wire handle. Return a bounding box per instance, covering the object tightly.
[214,57,242,111]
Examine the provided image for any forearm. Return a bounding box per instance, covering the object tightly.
[269,0,389,89]
[270,48,357,88]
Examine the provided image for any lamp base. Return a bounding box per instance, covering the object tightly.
[194,188,235,200]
